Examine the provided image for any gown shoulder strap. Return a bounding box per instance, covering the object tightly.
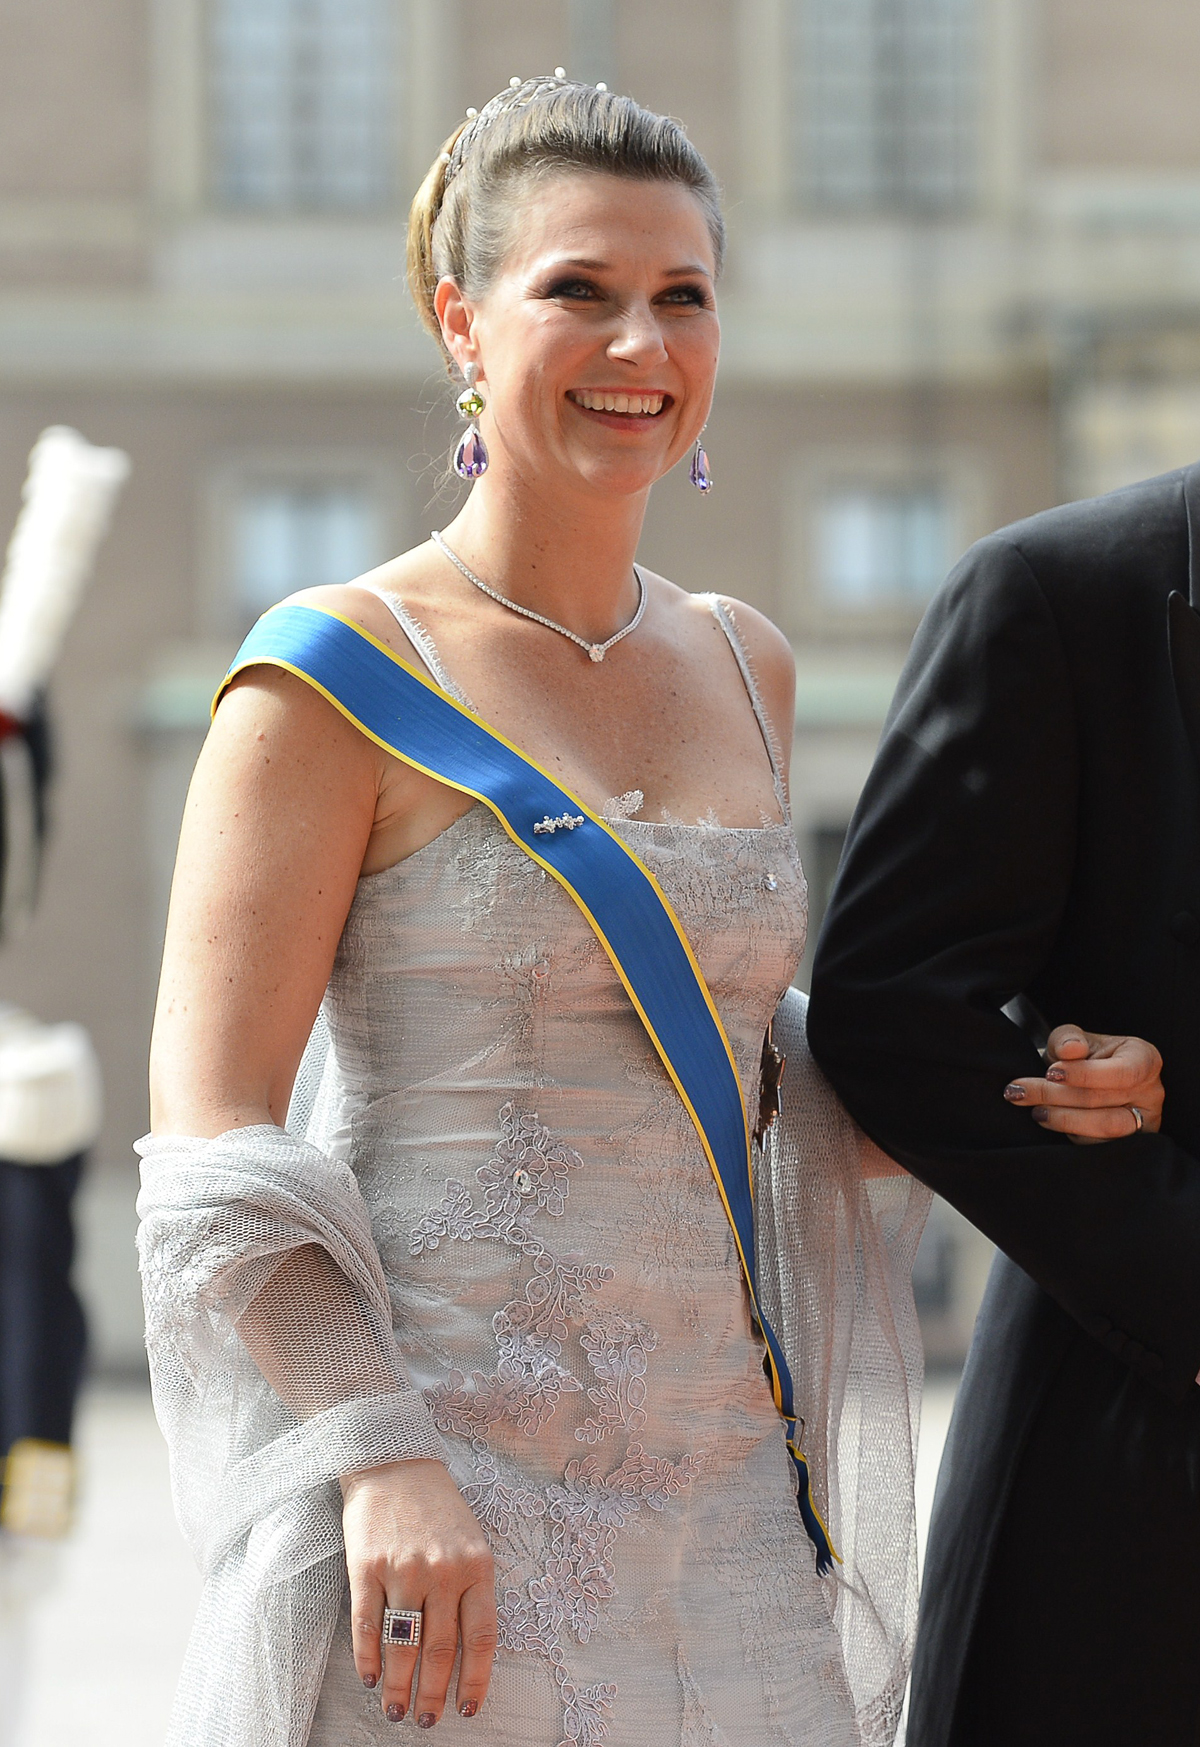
[361,587,476,712]
[703,596,791,824]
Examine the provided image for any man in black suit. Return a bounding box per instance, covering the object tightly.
[807,461,1200,1744]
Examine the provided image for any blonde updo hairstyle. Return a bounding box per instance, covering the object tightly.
[407,76,725,370]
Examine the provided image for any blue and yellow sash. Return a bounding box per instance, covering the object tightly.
[216,603,837,1574]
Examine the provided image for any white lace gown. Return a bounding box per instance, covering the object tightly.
[306,599,858,1747]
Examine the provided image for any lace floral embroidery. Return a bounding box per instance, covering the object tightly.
[506,1445,699,1642]
[558,1680,617,1747]
[491,1444,703,1747]
[577,1311,655,1444]
[476,1104,578,1225]
[460,1454,547,1538]
[415,1104,611,1441]
[411,1103,703,1747]
[407,1180,479,1254]
[409,1104,584,1256]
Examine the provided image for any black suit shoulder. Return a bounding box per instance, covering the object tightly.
[894,466,1192,725]
[959,465,1190,619]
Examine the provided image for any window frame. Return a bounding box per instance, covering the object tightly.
[813,481,959,614]
[152,0,453,220]
[736,0,1030,223]
[199,449,409,638]
[781,445,988,640]
[794,0,981,220]
[208,0,402,215]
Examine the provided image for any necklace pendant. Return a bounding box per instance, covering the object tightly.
[430,532,648,663]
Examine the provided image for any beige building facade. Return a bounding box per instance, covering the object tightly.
[1,0,1197,1369]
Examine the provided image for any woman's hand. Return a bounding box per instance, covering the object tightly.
[341,1458,497,1726]
[1003,1024,1164,1143]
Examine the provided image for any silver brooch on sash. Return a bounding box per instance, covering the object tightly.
[533,813,585,835]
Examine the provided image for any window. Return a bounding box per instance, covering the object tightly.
[232,481,386,623]
[795,0,978,215]
[210,0,397,212]
[815,485,953,611]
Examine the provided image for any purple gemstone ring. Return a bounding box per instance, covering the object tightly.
[381,1607,423,1649]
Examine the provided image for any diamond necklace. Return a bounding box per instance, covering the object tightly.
[431,529,646,664]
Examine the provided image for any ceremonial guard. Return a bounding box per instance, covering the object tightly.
[0,428,127,1743]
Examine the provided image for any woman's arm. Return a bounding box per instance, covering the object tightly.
[150,664,376,1136]
[149,661,496,1726]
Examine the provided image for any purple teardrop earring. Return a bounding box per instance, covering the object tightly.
[689,429,713,493]
[452,364,489,479]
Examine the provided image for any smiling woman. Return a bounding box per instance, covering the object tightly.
[406,75,721,521]
[426,168,717,517]
[139,73,923,1747]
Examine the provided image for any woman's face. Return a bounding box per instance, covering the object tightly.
[439,172,720,502]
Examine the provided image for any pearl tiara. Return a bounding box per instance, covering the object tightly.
[440,71,610,187]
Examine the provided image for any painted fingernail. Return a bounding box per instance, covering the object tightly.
[1003,1083,1025,1102]
[460,1700,479,1718]
[362,1673,378,1690]
[1046,1065,1067,1083]
[1031,1107,1050,1124]
[418,1714,437,1730]
[386,1703,405,1722]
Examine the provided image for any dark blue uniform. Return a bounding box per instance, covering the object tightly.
[0,701,88,1474]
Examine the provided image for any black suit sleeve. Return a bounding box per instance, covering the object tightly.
[808,535,1200,1400]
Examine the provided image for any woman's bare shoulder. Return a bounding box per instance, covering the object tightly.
[215,554,454,763]
[215,576,413,754]
[270,545,445,653]
[653,577,796,721]
[710,594,796,760]
[276,572,420,644]
[648,571,791,655]
[710,594,795,686]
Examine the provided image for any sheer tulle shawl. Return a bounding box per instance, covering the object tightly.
[759,989,929,1744]
[135,1100,447,1747]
